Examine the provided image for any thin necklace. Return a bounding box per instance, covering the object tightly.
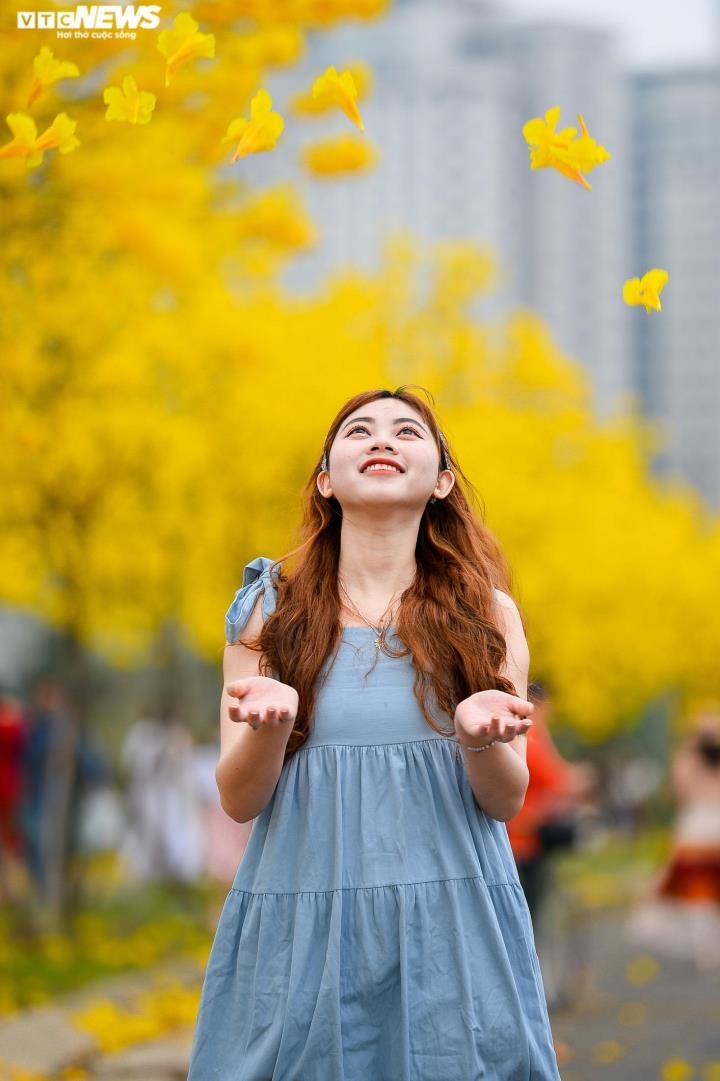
[338,578,402,653]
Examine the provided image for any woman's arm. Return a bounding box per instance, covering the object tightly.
[215,596,296,823]
[456,590,531,821]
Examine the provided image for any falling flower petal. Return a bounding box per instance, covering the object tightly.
[157,12,215,87]
[301,133,376,177]
[623,268,669,312]
[311,65,364,131]
[0,111,79,168]
[27,46,79,107]
[291,60,372,116]
[0,113,37,158]
[103,75,156,124]
[223,89,284,162]
[522,105,610,190]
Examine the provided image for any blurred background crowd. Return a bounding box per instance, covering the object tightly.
[0,680,252,911]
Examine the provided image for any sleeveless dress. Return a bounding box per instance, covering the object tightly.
[187,557,561,1081]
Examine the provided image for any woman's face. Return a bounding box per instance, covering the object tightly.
[318,398,454,513]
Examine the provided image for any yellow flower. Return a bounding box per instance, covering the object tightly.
[27,46,79,107]
[223,89,284,162]
[157,12,215,87]
[623,268,669,312]
[0,111,79,168]
[103,75,156,125]
[290,0,389,28]
[232,25,305,68]
[311,65,364,131]
[660,1060,696,1081]
[301,133,376,177]
[291,60,372,116]
[235,186,318,251]
[522,105,610,190]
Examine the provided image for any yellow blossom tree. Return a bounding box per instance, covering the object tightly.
[1,0,718,766]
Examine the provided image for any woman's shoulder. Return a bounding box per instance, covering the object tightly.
[224,555,282,645]
[492,586,518,612]
[491,587,526,639]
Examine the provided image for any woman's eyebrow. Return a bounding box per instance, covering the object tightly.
[341,416,428,433]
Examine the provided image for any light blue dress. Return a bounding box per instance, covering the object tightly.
[187,557,561,1081]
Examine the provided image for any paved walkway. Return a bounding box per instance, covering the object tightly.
[552,911,720,1081]
[0,959,204,1080]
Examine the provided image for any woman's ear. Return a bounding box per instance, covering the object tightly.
[436,469,455,499]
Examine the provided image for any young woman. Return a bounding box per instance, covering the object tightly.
[187,386,561,1080]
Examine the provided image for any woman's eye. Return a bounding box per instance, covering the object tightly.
[347,424,421,436]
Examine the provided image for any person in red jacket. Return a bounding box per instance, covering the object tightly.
[0,686,29,903]
[507,680,597,919]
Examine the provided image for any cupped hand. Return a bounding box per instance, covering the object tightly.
[226,676,299,730]
[454,689,533,749]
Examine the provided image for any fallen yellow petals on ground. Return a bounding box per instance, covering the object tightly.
[0,111,79,168]
[103,75,156,124]
[522,105,610,190]
[617,1000,648,1026]
[291,60,372,116]
[72,984,201,1055]
[311,65,365,131]
[157,12,215,87]
[592,1040,626,1064]
[661,1060,696,1081]
[27,46,79,107]
[625,953,661,985]
[0,1066,50,1080]
[301,132,376,176]
[223,89,284,161]
[623,268,669,312]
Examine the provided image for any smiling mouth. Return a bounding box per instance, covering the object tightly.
[363,465,403,475]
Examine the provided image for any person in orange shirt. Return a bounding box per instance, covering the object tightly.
[507,680,597,919]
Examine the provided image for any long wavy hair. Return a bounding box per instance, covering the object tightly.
[246,386,522,764]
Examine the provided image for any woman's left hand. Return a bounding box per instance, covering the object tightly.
[454,690,534,750]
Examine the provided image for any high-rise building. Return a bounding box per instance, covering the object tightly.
[261,0,631,418]
[632,65,720,505]
[255,1,720,505]
[468,18,631,421]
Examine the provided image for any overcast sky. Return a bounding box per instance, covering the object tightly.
[505,0,717,66]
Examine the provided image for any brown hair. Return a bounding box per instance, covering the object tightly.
[247,386,521,764]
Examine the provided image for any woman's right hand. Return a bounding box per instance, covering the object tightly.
[226,676,299,730]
